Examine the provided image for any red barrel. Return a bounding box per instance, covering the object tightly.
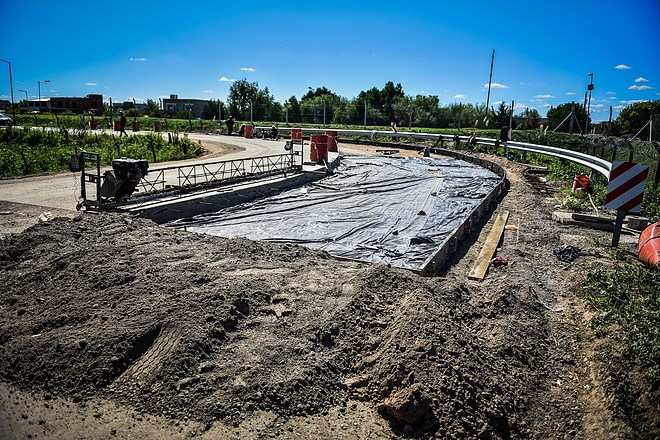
[310,134,329,163]
[291,128,303,141]
[326,130,338,152]
[638,222,660,269]
[244,124,254,139]
[572,174,590,192]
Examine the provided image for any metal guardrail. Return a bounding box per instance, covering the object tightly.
[258,126,613,179]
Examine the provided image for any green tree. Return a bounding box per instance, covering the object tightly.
[615,100,660,140]
[546,102,588,133]
[518,108,541,129]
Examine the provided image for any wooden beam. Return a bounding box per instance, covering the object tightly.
[468,210,509,280]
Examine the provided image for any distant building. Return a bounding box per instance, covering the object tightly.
[111,101,148,114]
[26,94,103,113]
[0,99,10,110]
[162,94,209,118]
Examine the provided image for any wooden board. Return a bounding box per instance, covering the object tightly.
[467,210,509,281]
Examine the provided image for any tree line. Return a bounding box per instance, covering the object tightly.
[107,79,660,139]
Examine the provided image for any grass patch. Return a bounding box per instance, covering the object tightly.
[580,257,660,436]
[0,128,202,177]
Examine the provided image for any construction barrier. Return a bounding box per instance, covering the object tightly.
[310,134,329,163]
[291,128,303,141]
[326,130,338,152]
[244,124,254,139]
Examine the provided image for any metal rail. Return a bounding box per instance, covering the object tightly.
[258,126,613,179]
[137,153,300,194]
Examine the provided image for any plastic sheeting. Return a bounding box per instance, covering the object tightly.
[168,155,502,271]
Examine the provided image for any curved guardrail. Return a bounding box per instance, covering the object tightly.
[257,126,612,179]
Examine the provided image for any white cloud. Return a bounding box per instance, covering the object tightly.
[219,76,235,82]
[566,92,576,96]
[620,99,648,105]
[453,94,465,99]
[608,96,617,100]
[484,82,508,89]
[85,82,97,86]
[628,84,654,91]
[203,89,215,94]
[606,91,616,95]
[543,103,552,108]
[634,76,649,83]
[129,57,147,62]
[534,94,554,99]
[240,67,256,72]
[614,64,631,70]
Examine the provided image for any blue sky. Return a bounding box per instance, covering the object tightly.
[2,0,659,120]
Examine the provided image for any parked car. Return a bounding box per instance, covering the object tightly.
[0,112,13,127]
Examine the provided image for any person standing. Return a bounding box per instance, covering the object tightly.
[119,112,128,137]
[226,115,235,136]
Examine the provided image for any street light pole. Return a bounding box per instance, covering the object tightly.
[38,80,50,111]
[0,58,15,119]
[17,89,28,110]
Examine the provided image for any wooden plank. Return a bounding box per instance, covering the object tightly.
[467,210,509,281]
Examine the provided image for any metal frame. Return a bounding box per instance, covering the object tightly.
[260,126,613,179]
[79,152,301,211]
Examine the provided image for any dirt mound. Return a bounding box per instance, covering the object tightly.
[0,213,552,437]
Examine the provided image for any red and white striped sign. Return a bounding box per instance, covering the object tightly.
[604,161,649,213]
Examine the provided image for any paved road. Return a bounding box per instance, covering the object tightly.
[0,133,291,211]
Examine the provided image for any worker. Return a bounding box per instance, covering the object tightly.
[499,124,509,144]
[238,124,245,137]
[119,112,128,137]
[226,115,235,136]
[270,125,279,139]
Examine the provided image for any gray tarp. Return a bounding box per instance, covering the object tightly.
[168,155,502,270]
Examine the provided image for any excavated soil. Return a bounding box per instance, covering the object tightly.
[0,152,633,439]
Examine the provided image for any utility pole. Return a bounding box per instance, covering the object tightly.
[585,73,594,134]
[650,113,654,142]
[608,106,613,133]
[364,100,367,127]
[569,103,575,134]
[250,101,253,122]
[484,49,495,127]
[0,59,15,119]
[17,89,28,107]
[323,100,326,126]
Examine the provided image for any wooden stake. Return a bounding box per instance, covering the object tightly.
[468,211,510,280]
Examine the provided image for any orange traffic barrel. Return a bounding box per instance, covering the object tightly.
[638,222,660,269]
[291,128,303,141]
[244,124,254,139]
[326,130,338,152]
[310,134,329,163]
[572,174,590,192]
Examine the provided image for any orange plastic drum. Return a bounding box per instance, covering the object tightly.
[326,130,338,152]
[638,221,660,269]
[244,124,254,139]
[310,134,329,163]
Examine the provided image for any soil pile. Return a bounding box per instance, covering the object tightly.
[1,213,554,438]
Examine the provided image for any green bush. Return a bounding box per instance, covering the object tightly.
[0,128,202,177]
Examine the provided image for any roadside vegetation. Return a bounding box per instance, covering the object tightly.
[0,128,202,177]
[580,255,660,438]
